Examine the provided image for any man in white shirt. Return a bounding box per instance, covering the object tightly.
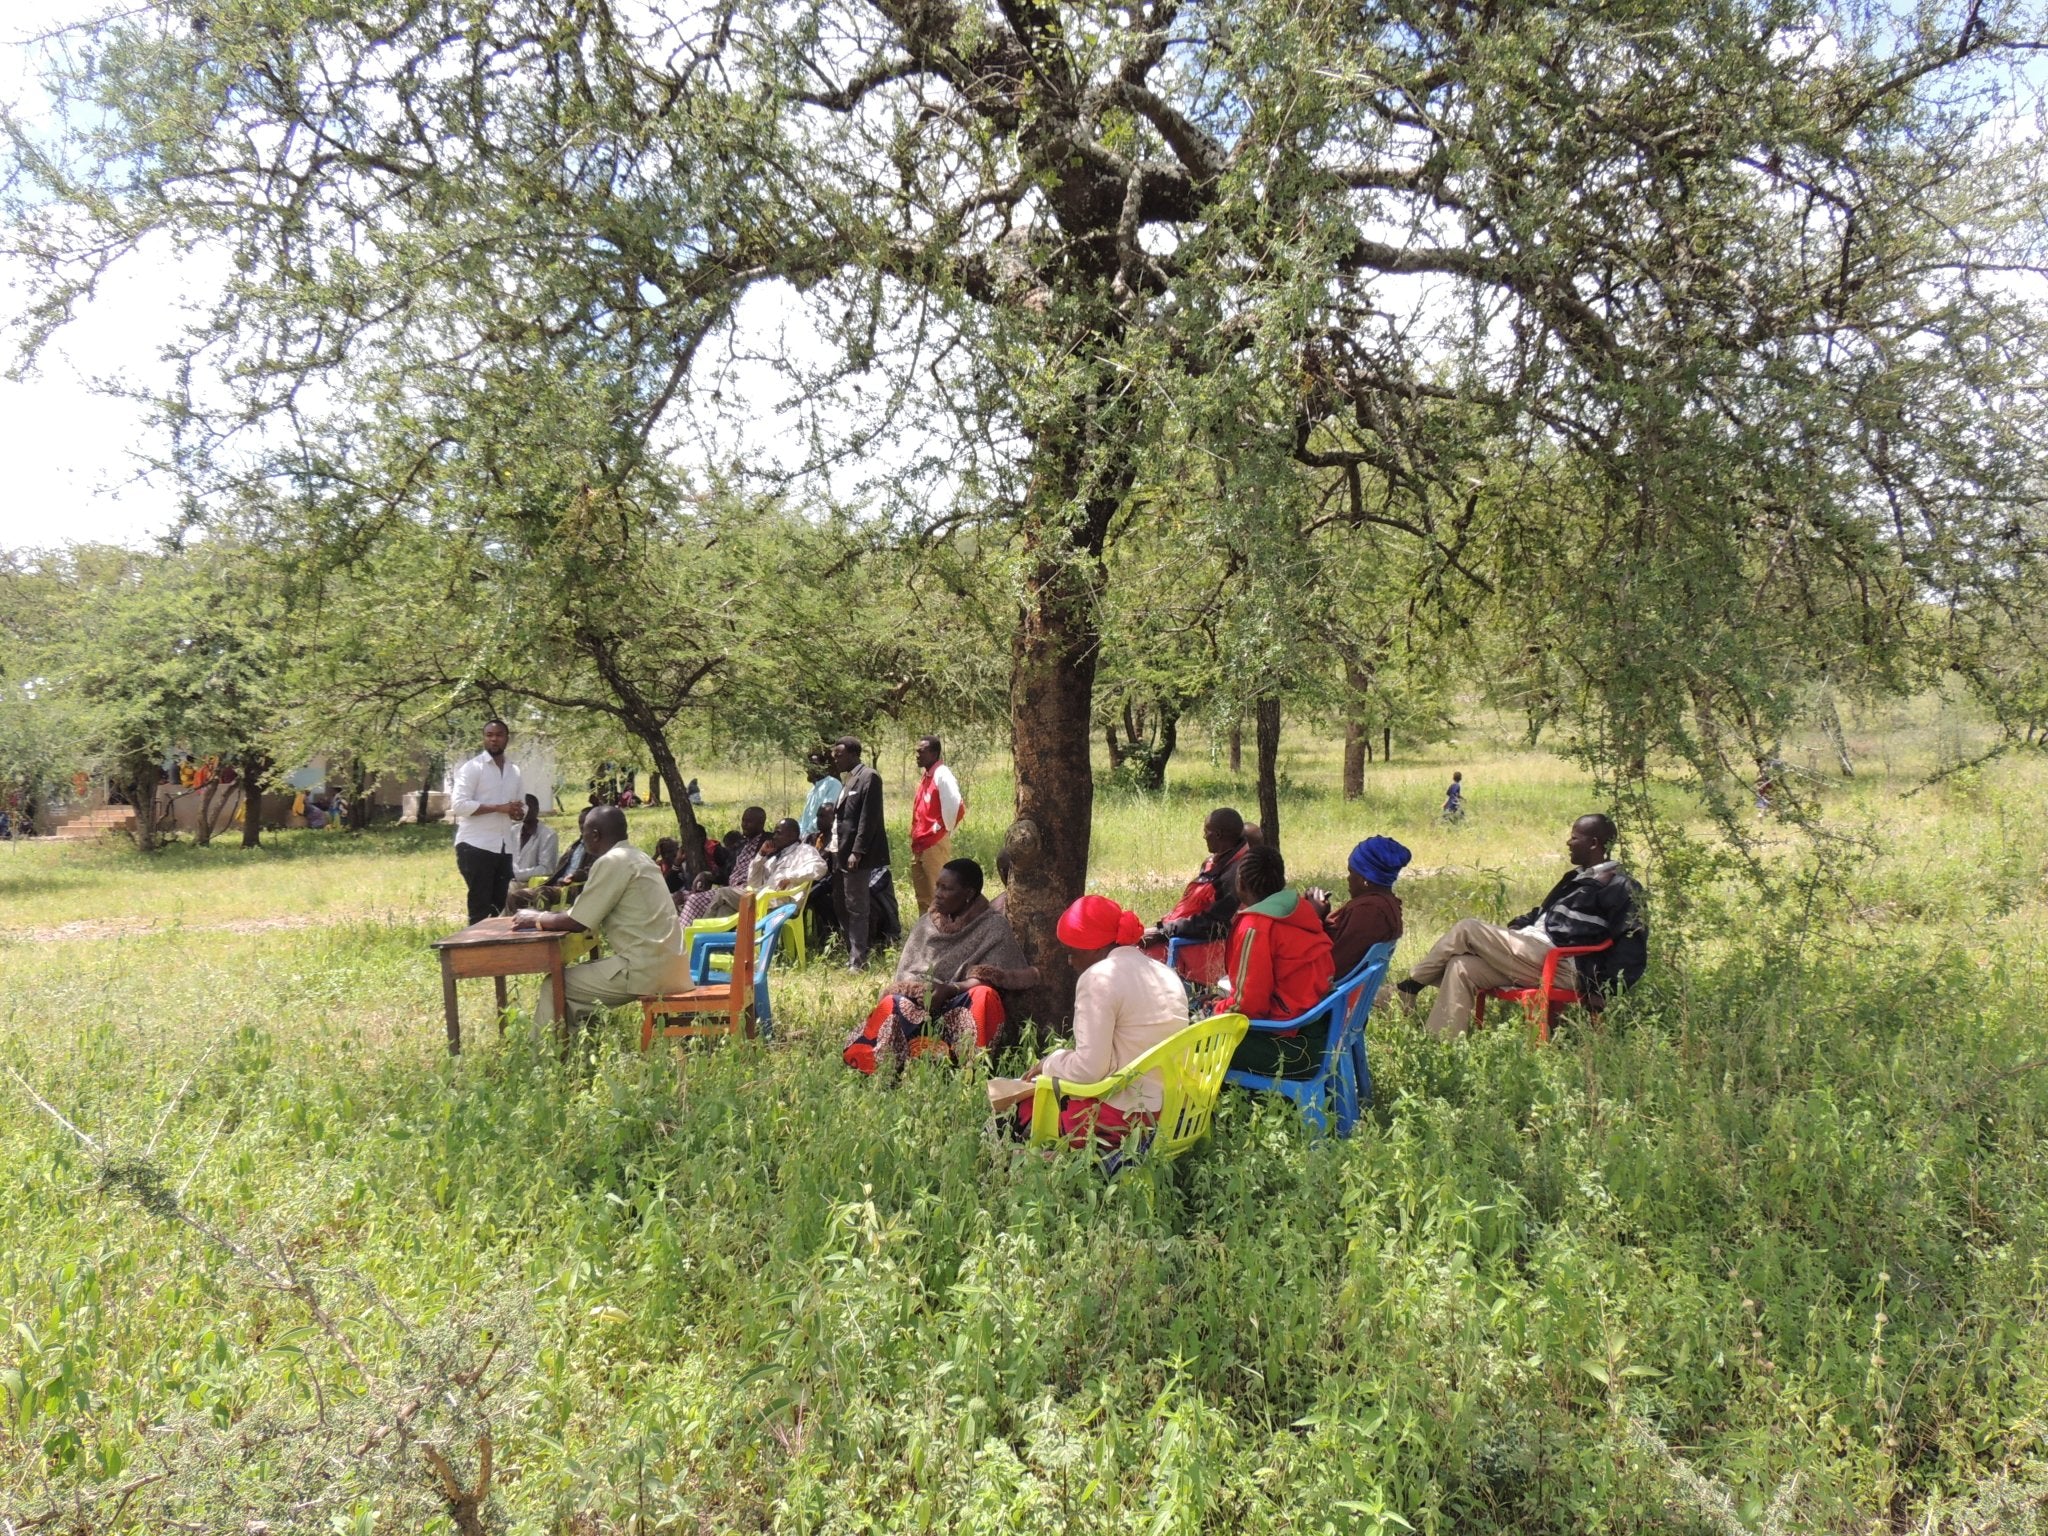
[450,719,525,923]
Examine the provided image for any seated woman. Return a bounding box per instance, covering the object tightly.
[1221,845,1336,1079]
[844,859,1040,1074]
[1012,895,1191,1148]
[1306,835,1408,977]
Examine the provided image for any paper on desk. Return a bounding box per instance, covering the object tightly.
[986,1077,1035,1111]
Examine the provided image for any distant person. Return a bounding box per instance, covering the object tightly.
[450,719,525,923]
[512,807,690,1030]
[507,806,593,911]
[829,735,899,971]
[1140,807,1252,985]
[909,735,967,915]
[1395,814,1647,1037]
[1305,835,1409,977]
[1218,846,1335,1077]
[303,792,331,831]
[511,795,560,885]
[679,819,827,923]
[653,836,685,893]
[799,751,842,838]
[1010,896,1190,1149]
[844,859,1039,1074]
[1441,771,1465,821]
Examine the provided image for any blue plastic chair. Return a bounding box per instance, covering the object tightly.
[688,903,798,1040]
[1223,940,1395,1136]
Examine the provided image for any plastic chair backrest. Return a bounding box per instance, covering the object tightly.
[730,893,756,1006]
[1152,1011,1251,1155]
[751,903,798,1037]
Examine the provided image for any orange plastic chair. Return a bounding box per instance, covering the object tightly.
[1474,939,1613,1043]
[640,893,758,1048]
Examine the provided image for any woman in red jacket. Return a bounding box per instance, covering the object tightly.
[1221,844,1336,1077]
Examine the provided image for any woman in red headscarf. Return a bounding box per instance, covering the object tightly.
[1015,895,1191,1147]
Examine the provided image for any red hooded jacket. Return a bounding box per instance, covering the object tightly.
[1222,888,1336,1024]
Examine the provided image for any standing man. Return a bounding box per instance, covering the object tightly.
[829,735,894,971]
[450,718,524,923]
[511,807,691,1030]
[909,735,966,915]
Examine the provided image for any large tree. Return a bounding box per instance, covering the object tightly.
[8,0,2045,1009]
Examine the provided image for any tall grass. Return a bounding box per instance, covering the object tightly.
[2,713,2043,1533]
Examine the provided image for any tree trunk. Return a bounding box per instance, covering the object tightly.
[1255,696,1282,855]
[642,730,708,876]
[1227,723,1242,774]
[125,758,162,853]
[1818,688,1854,778]
[1131,701,1179,792]
[1342,724,1365,800]
[648,771,662,807]
[193,779,221,847]
[240,750,268,847]
[1004,496,1115,1034]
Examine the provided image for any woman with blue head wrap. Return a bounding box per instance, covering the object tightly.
[1306,834,1411,976]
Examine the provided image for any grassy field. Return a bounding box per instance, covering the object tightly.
[3,703,2046,1534]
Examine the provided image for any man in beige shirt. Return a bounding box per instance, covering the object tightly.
[513,807,690,1029]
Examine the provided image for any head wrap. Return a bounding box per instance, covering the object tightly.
[1348,835,1412,887]
[1055,895,1144,950]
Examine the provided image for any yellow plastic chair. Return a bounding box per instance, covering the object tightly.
[1028,1012,1250,1162]
[690,882,814,971]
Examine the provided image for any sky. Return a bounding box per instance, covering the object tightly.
[1,0,194,553]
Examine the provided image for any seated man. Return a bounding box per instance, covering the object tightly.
[1219,845,1336,1077]
[511,795,560,885]
[728,806,770,885]
[512,807,690,1030]
[844,859,1040,1074]
[678,818,827,923]
[507,806,593,911]
[1395,813,1647,1037]
[1305,835,1409,977]
[1140,807,1251,983]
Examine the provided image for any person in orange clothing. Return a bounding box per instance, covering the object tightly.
[1220,844,1336,1078]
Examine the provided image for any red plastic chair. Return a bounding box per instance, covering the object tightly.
[1474,940,1613,1043]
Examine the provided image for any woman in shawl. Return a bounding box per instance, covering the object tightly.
[844,858,1039,1073]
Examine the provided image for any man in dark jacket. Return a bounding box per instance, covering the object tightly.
[1395,813,1647,1037]
[1140,807,1251,983]
[828,735,900,970]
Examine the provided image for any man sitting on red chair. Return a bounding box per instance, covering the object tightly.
[1140,806,1251,985]
[1394,813,1647,1037]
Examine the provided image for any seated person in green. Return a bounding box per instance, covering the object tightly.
[1221,845,1336,1078]
[843,858,1039,1073]
[512,807,690,1030]
[1304,835,1408,976]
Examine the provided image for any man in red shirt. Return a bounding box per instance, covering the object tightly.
[909,735,966,915]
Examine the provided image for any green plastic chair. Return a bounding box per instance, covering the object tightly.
[1028,1012,1250,1162]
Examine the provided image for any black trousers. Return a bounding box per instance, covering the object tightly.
[456,842,514,924]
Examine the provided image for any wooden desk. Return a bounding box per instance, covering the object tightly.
[430,917,570,1054]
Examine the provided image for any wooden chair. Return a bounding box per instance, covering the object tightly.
[1474,939,1613,1043]
[640,894,758,1048]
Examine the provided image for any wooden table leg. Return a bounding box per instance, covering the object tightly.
[494,975,509,1034]
[550,955,571,1057]
[442,958,462,1056]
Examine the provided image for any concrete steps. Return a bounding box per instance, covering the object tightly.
[52,806,137,840]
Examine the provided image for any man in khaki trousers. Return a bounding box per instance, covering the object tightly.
[1397,814,1646,1036]
[907,735,965,914]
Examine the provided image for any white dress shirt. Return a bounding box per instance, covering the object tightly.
[450,750,523,855]
[932,763,964,833]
